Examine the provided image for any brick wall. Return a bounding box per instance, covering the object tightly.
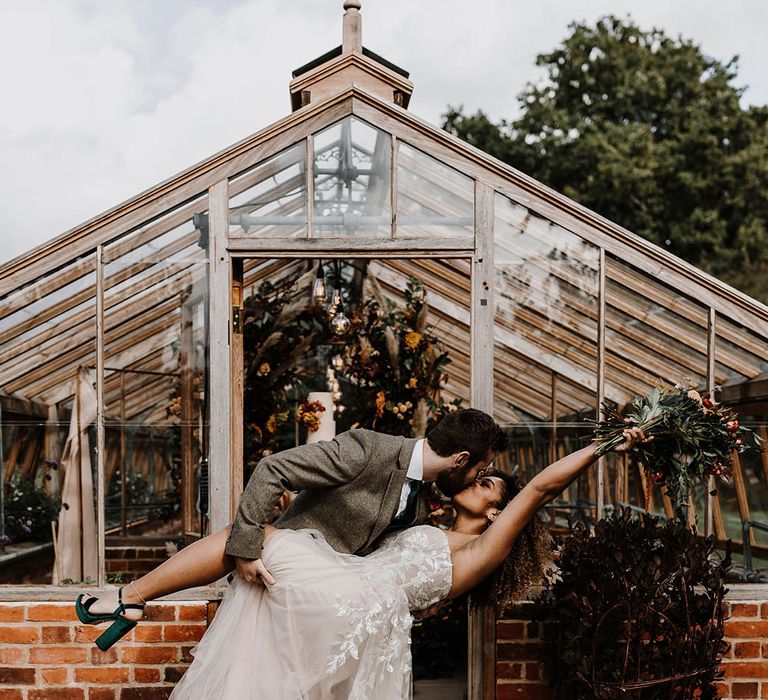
[496,598,768,700]
[0,600,218,700]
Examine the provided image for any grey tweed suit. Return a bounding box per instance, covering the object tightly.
[224,429,431,561]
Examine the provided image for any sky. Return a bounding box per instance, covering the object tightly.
[1,0,766,266]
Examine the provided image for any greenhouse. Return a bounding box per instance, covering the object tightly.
[0,2,767,699]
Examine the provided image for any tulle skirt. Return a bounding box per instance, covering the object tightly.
[169,528,413,699]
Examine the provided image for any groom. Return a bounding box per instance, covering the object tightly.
[225,408,508,586]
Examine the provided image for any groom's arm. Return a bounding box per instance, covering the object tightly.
[225,430,374,560]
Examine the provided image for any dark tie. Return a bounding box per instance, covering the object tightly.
[390,480,421,528]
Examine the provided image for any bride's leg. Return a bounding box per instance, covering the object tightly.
[86,525,235,618]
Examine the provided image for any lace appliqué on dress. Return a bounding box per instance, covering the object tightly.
[326,525,452,699]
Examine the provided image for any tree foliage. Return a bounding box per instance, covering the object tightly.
[443,16,768,302]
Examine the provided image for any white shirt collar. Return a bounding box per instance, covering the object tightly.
[406,438,424,481]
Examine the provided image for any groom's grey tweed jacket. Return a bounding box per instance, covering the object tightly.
[224,429,431,561]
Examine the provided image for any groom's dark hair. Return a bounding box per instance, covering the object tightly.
[426,408,508,466]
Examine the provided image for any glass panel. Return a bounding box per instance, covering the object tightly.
[396,142,473,239]
[715,316,768,553]
[0,253,97,584]
[102,198,209,582]
[229,143,306,238]
[313,117,391,237]
[605,256,710,524]
[493,194,599,526]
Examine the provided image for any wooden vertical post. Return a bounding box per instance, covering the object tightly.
[208,181,232,536]
[596,247,606,521]
[180,302,196,537]
[705,307,716,537]
[120,371,127,536]
[468,182,496,700]
[230,259,245,521]
[95,245,106,588]
[44,404,61,496]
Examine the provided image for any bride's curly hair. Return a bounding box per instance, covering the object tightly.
[471,470,553,614]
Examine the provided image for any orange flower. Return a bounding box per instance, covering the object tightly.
[375,390,386,419]
[265,415,277,435]
[257,362,271,376]
[407,377,418,389]
[404,331,422,350]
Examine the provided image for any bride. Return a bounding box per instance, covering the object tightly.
[76,427,645,698]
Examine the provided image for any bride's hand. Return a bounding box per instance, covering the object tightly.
[611,426,652,453]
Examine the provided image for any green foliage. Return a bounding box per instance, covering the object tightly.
[534,509,730,699]
[340,279,462,436]
[242,278,330,466]
[593,385,762,509]
[2,473,59,544]
[443,16,768,302]
[411,597,467,680]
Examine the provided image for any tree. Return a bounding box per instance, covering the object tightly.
[443,16,768,303]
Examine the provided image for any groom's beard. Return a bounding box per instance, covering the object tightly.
[435,464,475,497]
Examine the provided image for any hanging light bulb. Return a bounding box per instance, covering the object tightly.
[331,306,351,335]
[312,265,327,305]
[327,291,342,320]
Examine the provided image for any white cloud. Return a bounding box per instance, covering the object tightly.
[0,0,766,265]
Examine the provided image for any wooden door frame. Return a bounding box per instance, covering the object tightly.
[206,175,495,698]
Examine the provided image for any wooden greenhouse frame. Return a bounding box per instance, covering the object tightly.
[1,3,767,698]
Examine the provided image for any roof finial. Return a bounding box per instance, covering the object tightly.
[342,0,362,53]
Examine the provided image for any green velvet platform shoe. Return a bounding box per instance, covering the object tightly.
[75,587,144,651]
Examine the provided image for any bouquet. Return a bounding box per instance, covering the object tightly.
[592,385,761,511]
[296,400,327,433]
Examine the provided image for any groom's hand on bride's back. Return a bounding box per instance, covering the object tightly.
[234,556,276,586]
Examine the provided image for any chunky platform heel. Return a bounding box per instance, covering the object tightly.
[94,615,138,651]
[75,587,144,650]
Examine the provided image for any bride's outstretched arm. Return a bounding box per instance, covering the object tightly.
[448,428,645,597]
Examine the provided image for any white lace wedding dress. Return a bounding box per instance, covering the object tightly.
[169,524,453,699]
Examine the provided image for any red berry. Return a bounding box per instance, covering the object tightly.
[702,398,714,408]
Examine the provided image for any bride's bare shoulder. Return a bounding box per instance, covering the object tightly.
[444,530,477,553]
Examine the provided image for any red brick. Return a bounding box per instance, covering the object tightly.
[0,646,26,664]
[762,682,768,699]
[497,662,523,680]
[732,681,759,699]
[496,621,525,640]
[74,625,102,643]
[761,602,768,619]
[27,604,79,622]
[90,647,118,665]
[498,642,542,662]
[143,605,175,622]
[734,641,761,658]
[120,689,172,700]
[162,624,205,642]
[0,690,24,700]
[41,625,73,643]
[0,667,36,684]
[29,646,89,664]
[496,683,553,700]
[527,622,540,639]
[74,667,130,684]
[88,689,116,700]
[177,604,207,621]
[725,621,768,638]
[0,625,40,643]
[41,667,69,684]
[133,668,161,683]
[723,661,768,679]
[133,625,163,643]
[163,666,187,683]
[525,662,543,681]
[730,604,760,618]
[29,690,84,700]
[179,646,195,663]
[0,606,26,622]
[120,646,179,664]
